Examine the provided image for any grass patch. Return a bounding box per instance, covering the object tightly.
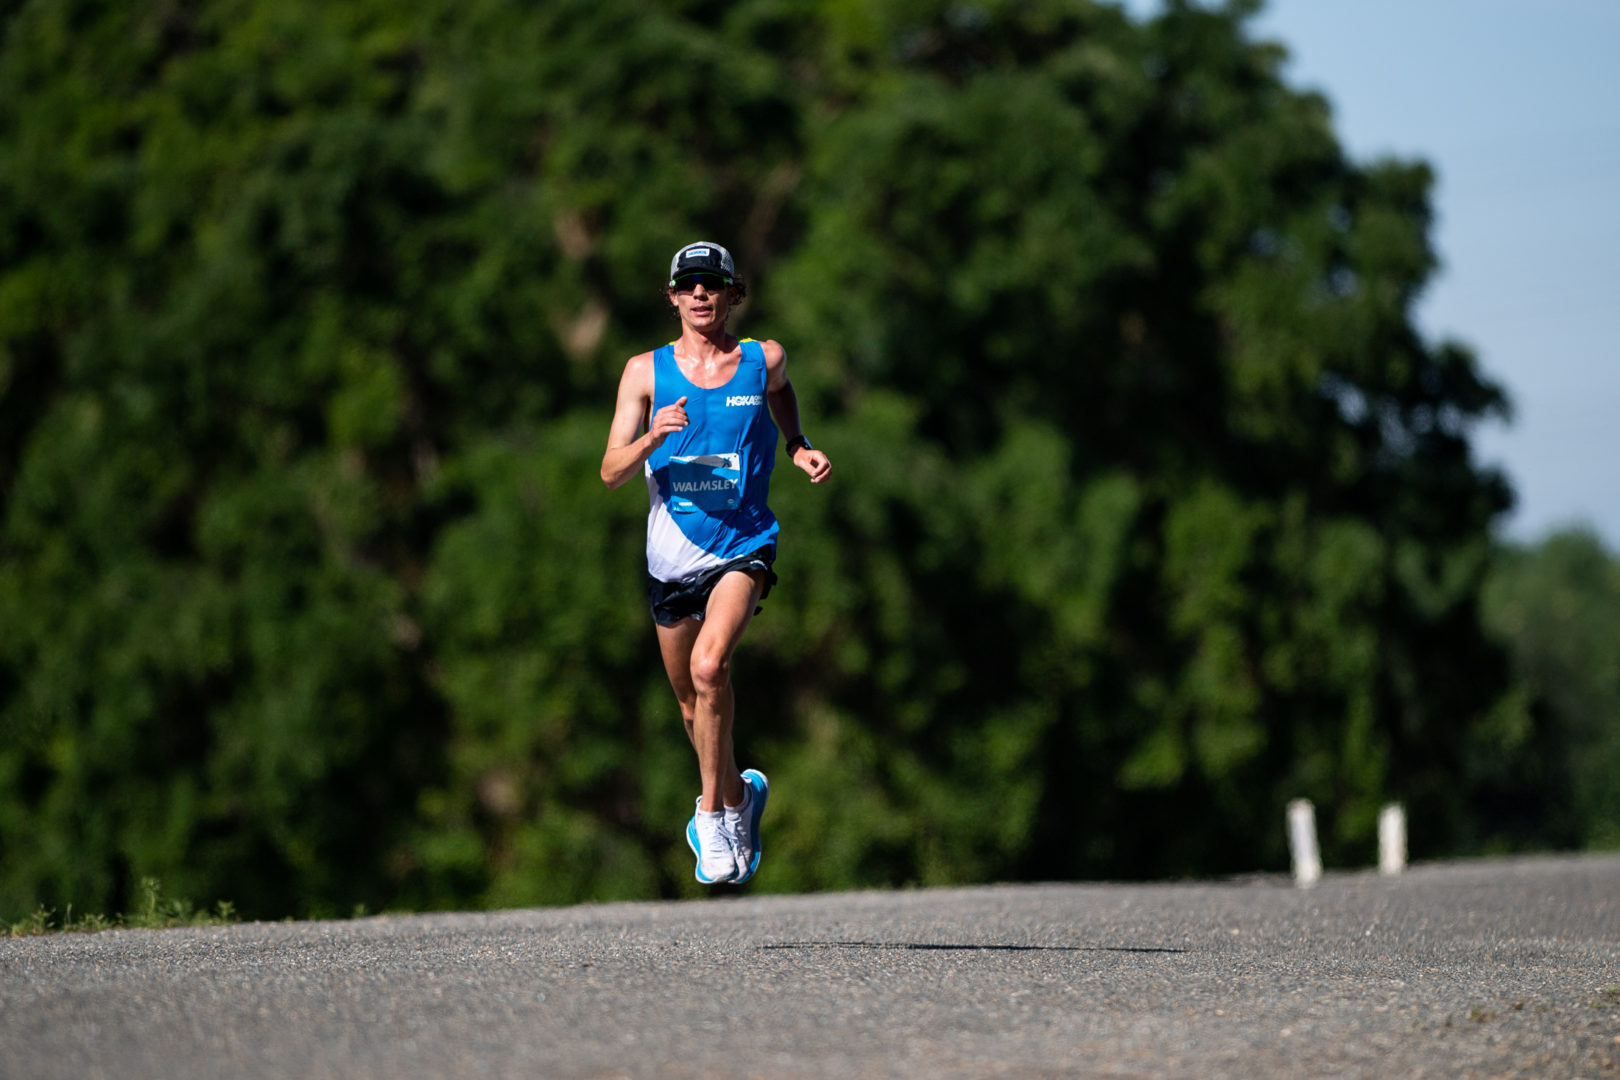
[5,878,238,938]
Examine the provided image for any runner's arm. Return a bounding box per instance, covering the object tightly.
[762,340,831,484]
[601,353,687,489]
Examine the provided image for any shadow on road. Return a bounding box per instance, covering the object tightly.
[761,942,1186,953]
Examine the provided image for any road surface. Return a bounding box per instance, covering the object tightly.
[3,854,1618,1078]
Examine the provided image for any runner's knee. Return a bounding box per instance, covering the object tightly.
[690,651,731,697]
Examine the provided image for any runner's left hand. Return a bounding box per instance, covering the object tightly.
[792,446,831,484]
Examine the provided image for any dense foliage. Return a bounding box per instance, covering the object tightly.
[2,0,1589,921]
[1479,528,1620,853]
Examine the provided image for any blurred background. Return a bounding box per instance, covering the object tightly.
[2,0,1616,922]
[1171,0,1620,548]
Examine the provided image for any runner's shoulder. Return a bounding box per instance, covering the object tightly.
[619,348,660,389]
[753,338,787,369]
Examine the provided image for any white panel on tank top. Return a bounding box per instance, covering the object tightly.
[644,465,730,583]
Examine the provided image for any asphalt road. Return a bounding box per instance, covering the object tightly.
[3,854,1617,1079]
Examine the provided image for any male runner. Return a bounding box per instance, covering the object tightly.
[600,241,832,884]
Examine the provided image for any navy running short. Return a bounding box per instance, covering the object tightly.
[647,546,777,627]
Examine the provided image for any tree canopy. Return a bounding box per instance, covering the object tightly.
[1,0,1564,921]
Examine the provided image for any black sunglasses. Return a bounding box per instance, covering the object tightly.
[672,273,731,292]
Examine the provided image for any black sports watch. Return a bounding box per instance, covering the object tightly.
[785,434,813,456]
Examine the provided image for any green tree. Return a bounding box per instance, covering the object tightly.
[1481,529,1620,850]
[0,0,1530,920]
[766,0,1515,878]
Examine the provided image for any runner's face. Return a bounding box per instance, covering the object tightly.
[669,276,732,329]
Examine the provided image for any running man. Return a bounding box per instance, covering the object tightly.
[600,241,832,884]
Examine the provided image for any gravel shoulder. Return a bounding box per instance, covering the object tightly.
[3,854,1618,1079]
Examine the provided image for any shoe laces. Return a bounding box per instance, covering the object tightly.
[724,797,752,862]
[700,813,735,861]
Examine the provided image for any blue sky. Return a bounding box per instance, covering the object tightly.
[1124,0,1620,548]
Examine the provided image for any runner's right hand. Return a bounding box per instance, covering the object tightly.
[648,396,689,448]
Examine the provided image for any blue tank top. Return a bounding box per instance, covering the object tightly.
[644,339,780,582]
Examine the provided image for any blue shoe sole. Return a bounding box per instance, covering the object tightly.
[732,769,769,884]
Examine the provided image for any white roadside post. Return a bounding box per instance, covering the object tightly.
[1287,798,1322,887]
[1378,802,1407,875]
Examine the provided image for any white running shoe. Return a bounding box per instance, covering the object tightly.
[687,801,738,885]
[726,769,769,884]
